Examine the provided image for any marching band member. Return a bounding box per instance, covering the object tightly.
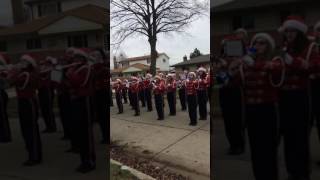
[38,56,57,133]
[185,72,198,126]
[239,33,284,180]
[66,48,96,173]
[166,73,177,116]
[144,73,153,111]
[153,75,165,120]
[90,48,108,144]
[110,78,114,107]
[138,75,146,107]
[0,53,11,143]
[206,67,212,106]
[130,76,140,116]
[216,35,246,155]
[9,54,42,166]
[113,79,124,114]
[197,67,208,120]
[122,79,128,104]
[309,21,320,166]
[177,70,188,111]
[55,55,72,141]
[278,16,319,180]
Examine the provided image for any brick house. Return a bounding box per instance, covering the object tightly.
[211,0,320,53]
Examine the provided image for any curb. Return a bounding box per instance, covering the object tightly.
[110,159,156,180]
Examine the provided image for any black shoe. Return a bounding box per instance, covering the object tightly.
[148,109,152,112]
[189,123,197,126]
[227,147,244,155]
[134,113,140,116]
[286,175,310,180]
[23,160,42,166]
[117,112,123,114]
[199,117,207,120]
[76,164,96,173]
[157,118,164,120]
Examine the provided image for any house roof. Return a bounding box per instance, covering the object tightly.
[111,63,159,73]
[120,53,169,62]
[171,54,210,67]
[212,0,313,13]
[0,4,108,37]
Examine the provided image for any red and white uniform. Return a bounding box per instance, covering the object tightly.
[66,64,92,97]
[153,80,165,95]
[166,79,176,92]
[185,79,198,95]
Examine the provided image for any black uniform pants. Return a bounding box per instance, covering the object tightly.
[18,97,42,162]
[145,88,153,111]
[122,88,128,103]
[139,89,145,107]
[246,104,279,180]
[178,88,187,110]
[95,89,108,142]
[155,94,164,119]
[128,90,133,107]
[132,92,140,115]
[57,92,71,139]
[311,79,320,140]
[0,90,10,143]
[72,96,96,166]
[198,89,208,119]
[116,92,123,113]
[187,94,197,125]
[38,87,56,131]
[279,90,311,179]
[219,87,245,150]
[167,92,176,115]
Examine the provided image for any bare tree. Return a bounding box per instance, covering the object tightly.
[111,0,208,75]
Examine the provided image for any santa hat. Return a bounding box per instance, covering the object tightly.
[235,28,248,37]
[66,47,77,56]
[46,56,58,65]
[197,67,207,73]
[279,16,308,34]
[146,73,152,78]
[116,79,122,83]
[314,21,320,32]
[131,76,138,81]
[154,75,161,79]
[21,54,37,68]
[73,48,90,59]
[0,53,10,65]
[188,72,196,77]
[250,33,276,51]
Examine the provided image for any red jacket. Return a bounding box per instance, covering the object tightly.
[282,42,318,90]
[197,75,208,90]
[39,71,52,89]
[144,79,153,90]
[13,71,39,98]
[92,63,107,91]
[242,57,283,104]
[129,82,139,93]
[185,79,198,95]
[166,80,176,92]
[153,81,165,95]
[66,64,92,97]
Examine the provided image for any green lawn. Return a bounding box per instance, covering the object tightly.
[110,162,139,180]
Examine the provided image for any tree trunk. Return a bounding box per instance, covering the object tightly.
[149,38,157,76]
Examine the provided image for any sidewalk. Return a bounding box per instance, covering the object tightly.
[110,100,210,179]
[213,117,320,180]
[0,115,107,180]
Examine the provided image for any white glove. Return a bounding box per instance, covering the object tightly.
[242,55,254,66]
[284,53,293,65]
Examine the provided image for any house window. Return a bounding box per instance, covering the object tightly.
[38,2,62,17]
[162,59,166,63]
[26,38,42,50]
[0,41,7,52]
[147,59,151,64]
[68,35,88,48]
[232,15,255,30]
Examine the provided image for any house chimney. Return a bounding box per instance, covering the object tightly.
[11,0,25,24]
[183,55,187,62]
[113,56,118,69]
